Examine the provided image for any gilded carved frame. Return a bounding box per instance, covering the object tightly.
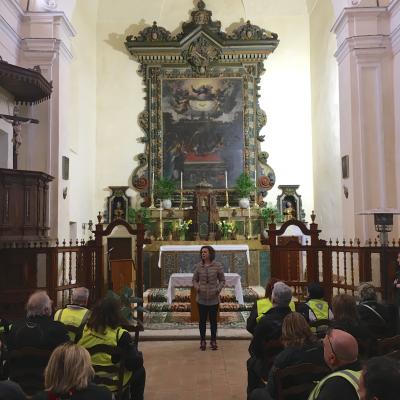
[125,1,278,206]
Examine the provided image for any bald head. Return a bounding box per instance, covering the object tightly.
[26,290,52,318]
[324,329,358,369]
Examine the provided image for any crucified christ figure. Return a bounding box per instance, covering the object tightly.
[0,106,39,169]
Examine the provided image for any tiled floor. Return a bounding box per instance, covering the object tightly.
[140,340,250,400]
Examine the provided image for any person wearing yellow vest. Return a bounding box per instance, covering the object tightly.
[78,296,146,400]
[358,356,400,400]
[246,278,295,335]
[298,282,333,323]
[54,287,90,343]
[308,329,361,400]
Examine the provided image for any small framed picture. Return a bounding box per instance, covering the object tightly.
[341,155,349,179]
[62,156,69,180]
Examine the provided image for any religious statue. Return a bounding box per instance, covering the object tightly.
[113,201,125,220]
[283,201,296,222]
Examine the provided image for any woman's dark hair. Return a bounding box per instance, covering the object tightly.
[363,356,400,400]
[200,245,215,262]
[332,293,358,321]
[307,282,324,300]
[264,277,280,299]
[86,296,128,333]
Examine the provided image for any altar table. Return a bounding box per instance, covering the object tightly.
[167,272,244,305]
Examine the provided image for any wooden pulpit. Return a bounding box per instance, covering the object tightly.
[110,259,135,295]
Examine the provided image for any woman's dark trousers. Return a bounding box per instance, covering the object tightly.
[197,303,218,340]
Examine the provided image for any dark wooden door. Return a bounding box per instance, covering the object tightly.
[277,236,301,281]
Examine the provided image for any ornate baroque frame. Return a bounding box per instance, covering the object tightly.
[125,1,279,206]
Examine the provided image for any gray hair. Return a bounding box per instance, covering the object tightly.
[358,282,377,302]
[72,287,89,305]
[26,290,52,318]
[272,282,293,307]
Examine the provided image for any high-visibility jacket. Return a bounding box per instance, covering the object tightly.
[256,298,296,322]
[78,326,132,393]
[54,306,90,342]
[306,299,330,321]
[307,369,361,400]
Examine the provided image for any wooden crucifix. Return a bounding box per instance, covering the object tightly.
[0,107,38,169]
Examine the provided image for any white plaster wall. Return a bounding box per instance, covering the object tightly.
[0,87,14,169]
[68,0,98,239]
[309,0,342,240]
[95,0,315,221]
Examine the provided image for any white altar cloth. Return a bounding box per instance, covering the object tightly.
[158,244,250,268]
[167,272,244,305]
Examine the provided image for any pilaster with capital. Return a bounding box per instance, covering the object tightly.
[332,3,398,240]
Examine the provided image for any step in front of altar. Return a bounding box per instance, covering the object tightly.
[144,287,259,312]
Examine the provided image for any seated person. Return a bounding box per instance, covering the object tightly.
[358,356,400,400]
[297,282,333,323]
[308,329,362,400]
[331,293,373,358]
[356,282,397,339]
[0,380,26,400]
[32,343,112,400]
[247,282,293,395]
[246,278,295,335]
[6,291,69,396]
[78,296,146,400]
[54,287,90,342]
[249,312,325,400]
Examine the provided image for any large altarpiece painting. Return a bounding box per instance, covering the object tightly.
[126,0,279,206]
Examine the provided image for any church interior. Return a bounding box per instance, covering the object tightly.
[1,0,400,399]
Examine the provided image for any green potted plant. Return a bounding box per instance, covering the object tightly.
[234,173,254,208]
[154,177,176,209]
[260,203,284,238]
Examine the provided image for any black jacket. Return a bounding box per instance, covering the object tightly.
[249,306,292,359]
[357,301,397,339]
[32,383,112,400]
[246,302,258,335]
[267,343,326,399]
[6,316,69,395]
[314,360,362,400]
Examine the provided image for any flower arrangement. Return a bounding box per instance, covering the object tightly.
[217,220,236,239]
[173,219,192,232]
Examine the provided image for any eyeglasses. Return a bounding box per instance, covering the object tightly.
[325,334,337,358]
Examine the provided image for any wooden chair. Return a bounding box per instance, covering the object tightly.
[86,344,127,400]
[377,334,400,356]
[7,346,52,395]
[275,362,329,400]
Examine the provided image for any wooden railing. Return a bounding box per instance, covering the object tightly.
[266,213,400,304]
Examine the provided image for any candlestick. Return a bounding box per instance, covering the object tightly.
[225,170,228,189]
[158,204,163,240]
[253,168,259,209]
[150,171,155,208]
[248,206,252,239]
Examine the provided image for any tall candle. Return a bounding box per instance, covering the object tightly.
[248,206,251,218]
[180,171,183,191]
[152,171,155,191]
[225,170,228,189]
[254,169,257,187]
[160,205,163,221]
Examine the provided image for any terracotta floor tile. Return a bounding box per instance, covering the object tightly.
[141,340,249,399]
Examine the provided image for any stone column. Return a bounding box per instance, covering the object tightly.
[332,2,398,241]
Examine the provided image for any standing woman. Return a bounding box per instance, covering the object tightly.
[193,245,225,351]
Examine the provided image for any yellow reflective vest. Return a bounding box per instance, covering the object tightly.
[54,307,90,342]
[256,298,296,322]
[308,369,361,400]
[78,326,132,393]
[306,299,330,320]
